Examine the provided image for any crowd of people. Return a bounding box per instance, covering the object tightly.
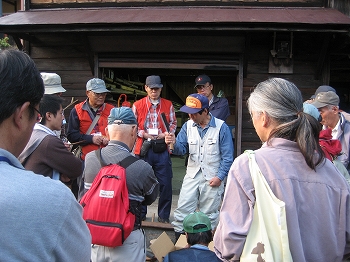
[1,48,350,262]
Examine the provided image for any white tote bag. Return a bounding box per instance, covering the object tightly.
[240,150,293,262]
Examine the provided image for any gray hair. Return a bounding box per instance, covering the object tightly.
[247,78,323,170]
[248,78,303,122]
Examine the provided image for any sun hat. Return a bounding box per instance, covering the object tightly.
[108,107,137,125]
[183,211,211,234]
[311,91,339,108]
[180,94,209,114]
[303,103,321,121]
[41,73,66,95]
[86,78,110,93]
[194,74,211,88]
[145,75,163,88]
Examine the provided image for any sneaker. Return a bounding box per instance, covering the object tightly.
[158,217,170,223]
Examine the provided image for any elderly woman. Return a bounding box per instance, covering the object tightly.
[214,78,350,261]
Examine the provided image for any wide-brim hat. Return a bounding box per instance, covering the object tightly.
[41,72,66,95]
[180,93,209,114]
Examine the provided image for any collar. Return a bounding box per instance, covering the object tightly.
[34,123,57,136]
[0,148,25,169]
[108,140,131,152]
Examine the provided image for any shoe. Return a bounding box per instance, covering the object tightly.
[142,216,146,221]
[158,217,170,223]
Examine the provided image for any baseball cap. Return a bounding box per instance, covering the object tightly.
[315,85,336,96]
[108,107,137,125]
[86,78,110,93]
[311,91,339,109]
[303,103,321,121]
[183,211,211,234]
[194,74,211,88]
[145,75,163,88]
[41,73,66,95]
[180,94,209,114]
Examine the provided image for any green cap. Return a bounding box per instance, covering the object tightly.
[183,211,211,233]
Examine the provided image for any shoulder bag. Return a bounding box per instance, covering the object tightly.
[72,114,101,158]
[240,150,293,262]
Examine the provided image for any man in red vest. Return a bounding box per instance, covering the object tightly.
[132,75,177,223]
[67,78,114,198]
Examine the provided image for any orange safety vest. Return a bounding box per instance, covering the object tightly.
[133,97,173,155]
[75,102,114,160]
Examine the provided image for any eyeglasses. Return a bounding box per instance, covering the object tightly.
[90,91,107,97]
[30,105,42,123]
[196,84,210,91]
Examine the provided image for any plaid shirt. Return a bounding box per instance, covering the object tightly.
[133,98,176,138]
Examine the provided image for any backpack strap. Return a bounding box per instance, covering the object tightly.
[95,149,138,169]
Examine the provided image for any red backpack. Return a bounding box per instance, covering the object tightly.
[80,149,137,247]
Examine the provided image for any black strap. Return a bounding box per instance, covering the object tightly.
[95,149,138,169]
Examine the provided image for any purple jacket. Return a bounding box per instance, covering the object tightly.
[214,138,350,262]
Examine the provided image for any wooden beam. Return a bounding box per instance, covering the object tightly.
[315,34,331,80]
[236,54,244,157]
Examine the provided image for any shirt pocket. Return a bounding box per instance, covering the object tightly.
[207,139,218,155]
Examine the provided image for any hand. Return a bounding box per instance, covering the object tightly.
[60,174,71,183]
[143,133,156,140]
[157,133,166,139]
[165,133,175,145]
[102,137,109,146]
[209,177,222,187]
[92,135,104,145]
[63,142,72,151]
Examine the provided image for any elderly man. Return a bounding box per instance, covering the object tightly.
[165,93,233,240]
[132,75,176,223]
[67,78,114,198]
[194,74,230,122]
[83,107,159,262]
[312,91,350,171]
[0,49,91,261]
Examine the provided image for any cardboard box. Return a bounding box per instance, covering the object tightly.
[150,231,214,262]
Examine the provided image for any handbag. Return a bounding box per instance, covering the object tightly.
[240,150,293,262]
[72,114,101,158]
[151,138,167,153]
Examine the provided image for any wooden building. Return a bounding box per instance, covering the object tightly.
[0,0,350,156]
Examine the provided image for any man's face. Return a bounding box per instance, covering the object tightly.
[196,82,213,98]
[188,110,206,124]
[145,86,162,100]
[318,105,339,128]
[87,91,107,108]
[51,106,64,131]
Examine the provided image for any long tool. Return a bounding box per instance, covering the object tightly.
[160,113,174,152]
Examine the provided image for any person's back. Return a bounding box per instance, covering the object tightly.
[251,139,349,261]
[0,149,90,261]
[166,246,220,262]
[214,78,350,262]
[0,49,91,261]
[83,107,159,262]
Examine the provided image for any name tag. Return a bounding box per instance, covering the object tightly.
[148,128,158,135]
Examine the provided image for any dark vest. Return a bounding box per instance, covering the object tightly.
[167,247,221,262]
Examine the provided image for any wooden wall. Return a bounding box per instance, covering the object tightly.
[29,33,94,115]
[240,31,325,153]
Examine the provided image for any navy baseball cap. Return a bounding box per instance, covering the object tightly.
[194,75,211,88]
[145,75,163,88]
[180,94,209,114]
